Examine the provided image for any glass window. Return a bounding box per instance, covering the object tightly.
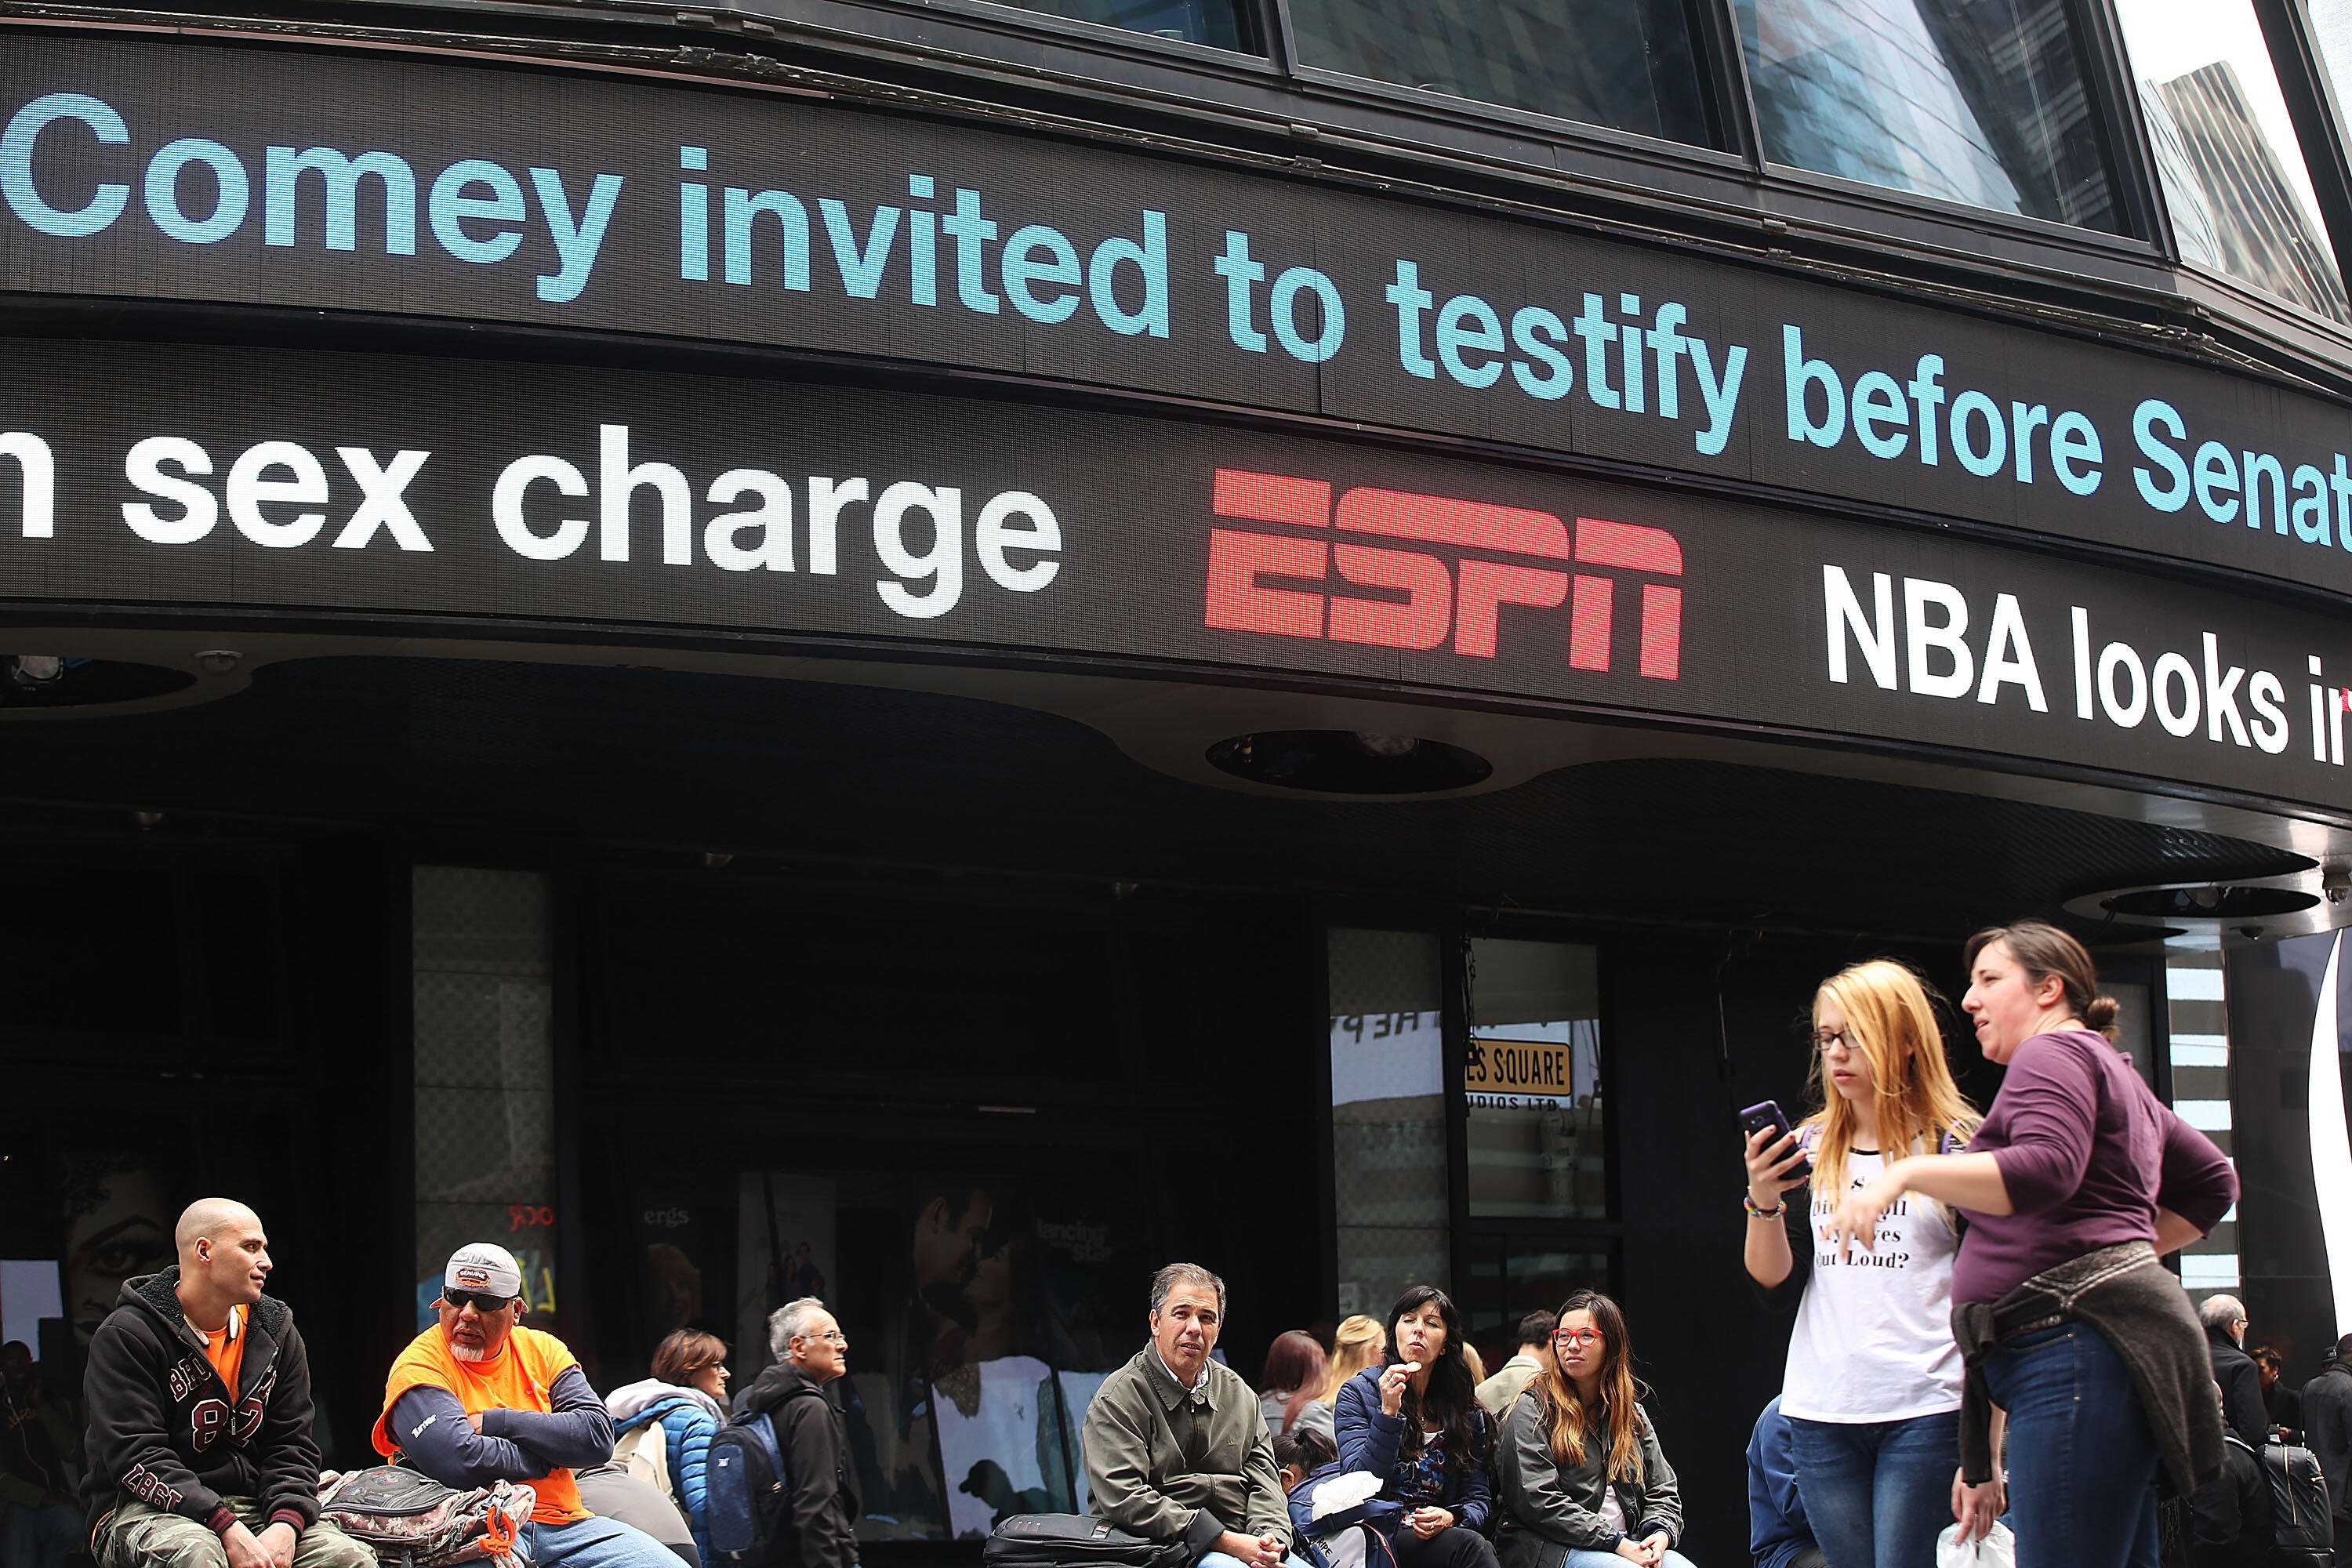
[1287,0,1715,147]
[1328,927,1449,1318]
[2118,0,2350,320]
[1465,938,1603,1220]
[2314,0,2352,118]
[1462,1239,1613,1365]
[587,878,1218,1544]
[1739,0,2121,230]
[984,0,1254,50]
[413,866,557,1330]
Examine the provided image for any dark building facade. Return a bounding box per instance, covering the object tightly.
[5,0,2352,1556]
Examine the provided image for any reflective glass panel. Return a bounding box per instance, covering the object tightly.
[1462,1239,1614,1363]
[2119,0,2350,321]
[1329,928,1450,1316]
[1739,0,2121,230]
[413,866,557,1331]
[1465,938,1604,1220]
[1287,0,1715,147]
[986,0,1251,50]
[2314,0,2352,116]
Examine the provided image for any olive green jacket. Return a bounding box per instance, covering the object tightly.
[1494,1386,1682,1562]
[1082,1349,1294,1553]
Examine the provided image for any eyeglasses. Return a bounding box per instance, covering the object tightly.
[1552,1329,1605,1348]
[797,1330,848,1345]
[1811,1027,1852,1052]
[441,1289,519,1315]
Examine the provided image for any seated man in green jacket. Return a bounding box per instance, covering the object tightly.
[1080,1265,1306,1568]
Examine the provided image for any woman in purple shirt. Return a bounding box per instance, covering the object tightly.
[1824,922,2236,1567]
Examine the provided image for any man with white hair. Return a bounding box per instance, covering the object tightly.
[375,1243,672,1568]
[2198,1294,2270,1453]
[81,1199,372,1568]
[728,1298,858,1568]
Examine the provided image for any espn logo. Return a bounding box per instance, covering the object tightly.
[1203,469,1683,679]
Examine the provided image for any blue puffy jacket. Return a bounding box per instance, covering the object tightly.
[613,1392,720,1559]
[1332,1367,1494,1539]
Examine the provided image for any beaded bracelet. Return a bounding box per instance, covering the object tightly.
[1742,1192,1786,1219]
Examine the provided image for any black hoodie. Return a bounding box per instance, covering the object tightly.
[80,1268,322,1536]
[731,1362,861,1568]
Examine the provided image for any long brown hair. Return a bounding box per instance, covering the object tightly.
[1320,1315,1385,1403]
[1261,1330,1330,1433]
[1806,960,1980,1198]
[1964,922,2122,1040]
[1536,1290,1642,1483]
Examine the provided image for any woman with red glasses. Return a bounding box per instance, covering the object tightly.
[1741,958,1987,1566]
[1493,1290,1687,1568]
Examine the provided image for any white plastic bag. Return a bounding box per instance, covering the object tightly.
[1936,1521,2015,1568]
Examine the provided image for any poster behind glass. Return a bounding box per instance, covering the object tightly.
[635,1163,1156,1540]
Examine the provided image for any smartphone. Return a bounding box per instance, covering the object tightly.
[1737,1098,1813,1185]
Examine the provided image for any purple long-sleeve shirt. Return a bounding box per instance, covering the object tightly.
[1954,1028,2237,1305]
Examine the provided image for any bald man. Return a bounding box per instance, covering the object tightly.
[81,1200,370,1568]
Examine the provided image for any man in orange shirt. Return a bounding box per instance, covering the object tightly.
[81,1200,371,1568]
[375,1244,672,1568]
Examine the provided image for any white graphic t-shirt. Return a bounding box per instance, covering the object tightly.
[1780,1145,1965,1423]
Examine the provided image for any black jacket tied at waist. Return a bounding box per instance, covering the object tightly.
[1951,1240,2222,1494]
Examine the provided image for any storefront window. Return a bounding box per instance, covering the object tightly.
[2118,0,2350,320]
[580,877,1265,1543]
[983,0,1254,50]
[1328,927,1449,1317]
[1461,1239,1613,1363]
[1465,938,1603,1220]
[1287,0,1714,147]
[1738,0,2120,230]
[412,866,557,1330]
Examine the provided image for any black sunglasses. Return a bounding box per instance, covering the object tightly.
[441,1289,519,1314]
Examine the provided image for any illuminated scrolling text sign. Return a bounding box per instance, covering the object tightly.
[0,338,2349,813]
[9,37,2352,603]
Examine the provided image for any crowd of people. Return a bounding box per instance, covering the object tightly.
[1083,1266,1686,1568]
[13,921,2352,1568]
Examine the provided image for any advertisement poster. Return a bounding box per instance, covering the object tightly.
[734,1171,837,1375]
[818,1172,1149,1539]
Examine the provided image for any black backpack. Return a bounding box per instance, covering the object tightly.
[2258,1436,2335,1565]
[982,1515,1193,1568]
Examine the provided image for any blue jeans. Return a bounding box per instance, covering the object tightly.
[1980,1322,2158,1568]
[524,1518,682,1568]
[1558,1552,1694,1568]
[1788,1408,1961,1568]
[2,1502,83,1568]
[1200,1554,1314,1568]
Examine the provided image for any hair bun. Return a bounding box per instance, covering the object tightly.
[2083,994,2122,1038]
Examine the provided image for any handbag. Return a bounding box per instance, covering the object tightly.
[318,1465,536,1568]
[982,1515,1197,1568]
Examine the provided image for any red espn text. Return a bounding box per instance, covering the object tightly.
[1203,469,1683,678]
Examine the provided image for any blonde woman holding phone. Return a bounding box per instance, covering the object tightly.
[1741,959,1993,1567]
